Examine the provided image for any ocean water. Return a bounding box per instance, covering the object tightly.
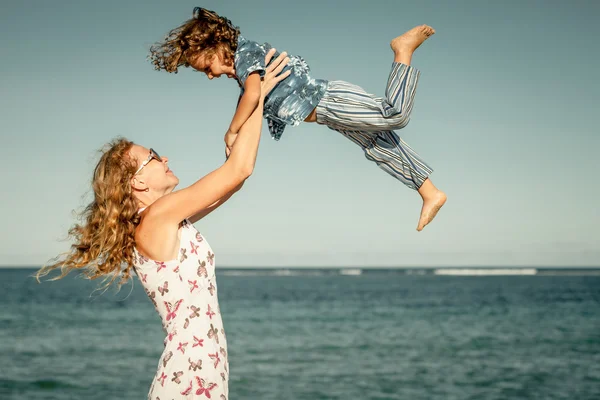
[1,268,599,400]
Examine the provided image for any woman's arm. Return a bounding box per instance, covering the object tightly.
[148,50,290,226]
[188,182,244,224]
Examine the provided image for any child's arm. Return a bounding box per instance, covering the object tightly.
[228,72,262,135]
[225,72,262,157]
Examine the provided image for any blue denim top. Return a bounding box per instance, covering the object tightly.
[234,35,329,140]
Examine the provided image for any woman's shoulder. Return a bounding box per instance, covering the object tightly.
[133,214,196,264]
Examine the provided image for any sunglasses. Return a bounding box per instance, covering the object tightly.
[134,148,162,175]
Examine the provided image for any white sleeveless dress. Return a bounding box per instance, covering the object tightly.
[133,219,228,399]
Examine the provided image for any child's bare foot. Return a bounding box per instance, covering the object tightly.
[417,190,446,231]
[390,25,435,65]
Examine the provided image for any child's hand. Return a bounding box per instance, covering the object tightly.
[224,130,238,158]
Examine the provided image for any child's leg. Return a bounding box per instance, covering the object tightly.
[390,24,435,67]
[316,25,434,132]
[333,128,445,230]
[415,177,447,231]
[342,129,432,190]
[380,25,435,127]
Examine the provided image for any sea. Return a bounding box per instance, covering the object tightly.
[1,267,599,400]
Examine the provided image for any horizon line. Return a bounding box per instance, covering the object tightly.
[2,265,600,269]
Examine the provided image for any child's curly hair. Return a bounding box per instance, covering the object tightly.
[149,7,240,73]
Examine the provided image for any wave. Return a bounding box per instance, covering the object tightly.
[0,378,80,391]
[434,268,538,276]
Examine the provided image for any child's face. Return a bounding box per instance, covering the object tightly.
[190,53,235,80]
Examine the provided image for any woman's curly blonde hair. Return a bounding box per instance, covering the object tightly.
[149,7,240,73]
[36,138,141,290]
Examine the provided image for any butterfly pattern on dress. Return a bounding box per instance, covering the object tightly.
[206,304,215,320]
[158,281,169,296]
[190,241,199,255]
[171,371,184,384]
[133,219,228,399]
[162,351,173,368]
[194,377,217,397]
[188,279,199,293]
[189,305,201,319]
[208,351,221,369]
[180,248,188,262]
[197,260,208,278]
[188,357,202,372]
[155,261,167,273]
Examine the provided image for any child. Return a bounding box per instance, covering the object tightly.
[149,7,446,231]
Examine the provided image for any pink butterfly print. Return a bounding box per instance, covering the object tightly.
[145,289,157,307]
[165,299,183,321]
[207,282,215,296]
[188,357,202,371]
[167,329,178,342]
[177,341,189,354]
[184,318,190,329]
[171,371,184,384]
[194,377,217,397]
[190,241,199,255]
[188,280,199,293]
[155,261,167,272]
[207,324,219,344]
[173,265,180,274]
[192,335,204,348]
[158,281,169,296]
[197,261,208,278]
[162,351,173,367]
[219,347,227,358]
[206,251,215,266]
[140,273,148,283]
[181,381,193,396]
[220,373,226,382]
[180,248,188,262]
[195,232,204,242]
[138,253,149,265]
[208,351,221,368]
[206,305,215,319]
[157,372,167,387]
[189,305,200,319]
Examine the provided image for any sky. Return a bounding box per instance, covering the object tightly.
[1,0,598,267]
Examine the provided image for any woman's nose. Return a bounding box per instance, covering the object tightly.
[162,156,169,163]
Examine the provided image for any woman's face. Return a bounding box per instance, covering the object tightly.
[130,145,179,194]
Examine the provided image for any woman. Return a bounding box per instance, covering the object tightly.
[36,49,291,399]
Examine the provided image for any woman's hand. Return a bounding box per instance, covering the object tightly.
[260,49,290,98]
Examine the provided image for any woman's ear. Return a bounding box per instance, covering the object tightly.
[131,176,148,193]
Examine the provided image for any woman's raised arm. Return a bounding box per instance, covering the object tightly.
[148,49,290,226]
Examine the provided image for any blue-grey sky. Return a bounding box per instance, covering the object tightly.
[1,0,598,267]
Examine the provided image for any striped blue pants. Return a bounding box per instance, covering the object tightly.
[315,62,433,190]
